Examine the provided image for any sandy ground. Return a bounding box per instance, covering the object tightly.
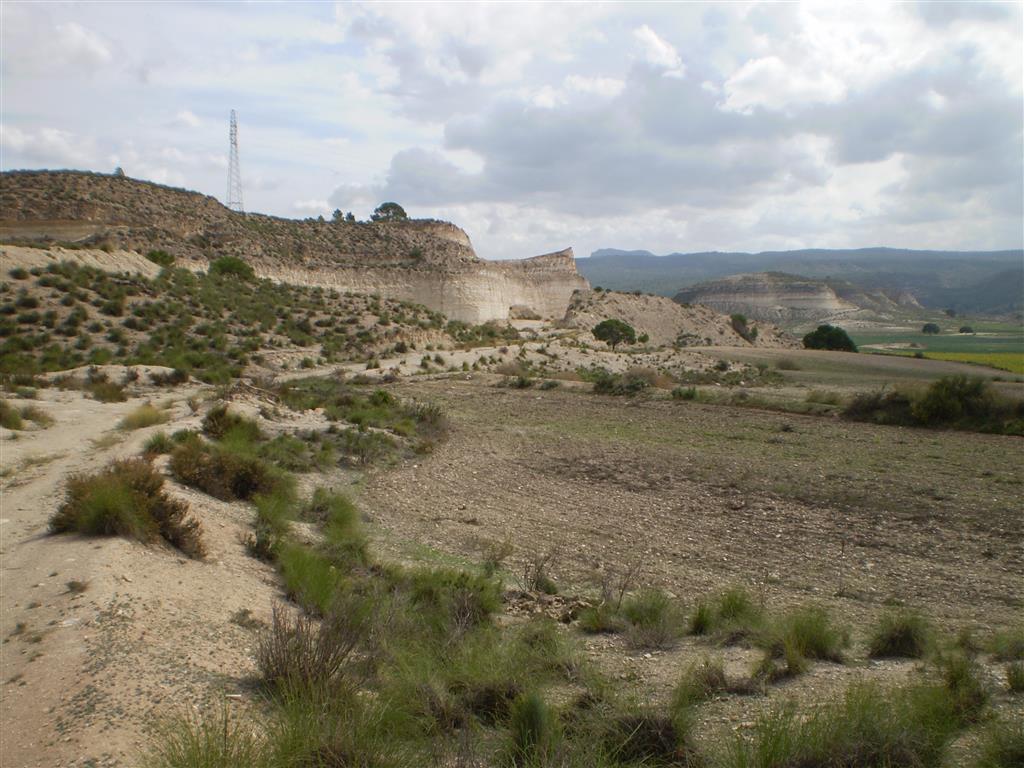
[0,377,281,768]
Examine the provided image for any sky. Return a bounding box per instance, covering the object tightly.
[2,1,1022,261]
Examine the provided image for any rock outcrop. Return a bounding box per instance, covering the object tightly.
[673,272,857,323]
[0,171,588,323]
[561,289,797,348]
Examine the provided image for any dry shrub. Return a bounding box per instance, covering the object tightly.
[256,603,363,695]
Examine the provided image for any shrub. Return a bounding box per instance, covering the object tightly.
[202,403,262,442]
[622,588,684,649]
[671,386,697,401]
[775,357,800,370]
[761,605,848,663]
[990,628,1024,661]
[50,458,205,558]
[726,682,963,768]
[802,324,857,352]
[145,703,267,768]
[277,542,347,616]
[603,711,688,766]
[937,652,988,723]
[8,267,28,280]
[146,250,175,268]
[143,431,175,455]
[150,368,189,386]
[1007,662,1024,693]
[867,609,934,658]
[922,322,941,334]
[730,314,758,343]
[208,256,255,281]
[256,603,363,696]
[0,399,23,429]
[89,380,127,403]
[672,658,730,711]
[311,489,368,569]
[591,367,656,396]
[578,602,626,634]
[976,719,1024,768]
[169,439,280,501]
[507,692,559,766]
[119,403,169,430]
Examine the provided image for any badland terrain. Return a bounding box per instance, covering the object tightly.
[1,171,1021,768]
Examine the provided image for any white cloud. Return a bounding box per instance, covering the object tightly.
[1,125,98,167]
[564,75,625,98]
[293,199,332,214]
[173,110,202,128]
[721,56,846,113]
[633,25,686,78]
[56,22,112,66]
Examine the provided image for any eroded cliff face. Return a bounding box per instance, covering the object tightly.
[257,249,587,324]
[0,171,588,323]
[673,272,857,323]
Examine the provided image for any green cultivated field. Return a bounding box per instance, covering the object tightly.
[851,322,1024,374]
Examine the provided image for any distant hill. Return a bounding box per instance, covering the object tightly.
[579,247,1024,315]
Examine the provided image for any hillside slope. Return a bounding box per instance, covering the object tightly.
[0,171,588,322]
[561,289,797,348]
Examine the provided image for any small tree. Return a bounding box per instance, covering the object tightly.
[332,209,343,222]
[593,319,636,350]
[802,324,857,352]
[959,326,975,334]
[922,323,941,335]
[345,212,356,223]
[370,202,408,222]
[113,166,126,177]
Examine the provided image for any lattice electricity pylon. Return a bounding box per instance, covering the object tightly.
[226,109,244,213]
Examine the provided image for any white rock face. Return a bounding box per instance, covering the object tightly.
[257,248,590,324]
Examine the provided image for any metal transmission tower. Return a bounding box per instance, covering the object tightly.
[226,110,244,213]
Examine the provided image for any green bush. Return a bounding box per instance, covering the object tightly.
[671,386,697,401]
[208,256,255,280]
[867,609,934,659]
[169,439,281,501]
[277,542,347,616]
[144,703,268,768]
[976,719,1024,768]
[802,324,857,352]
[725,682,963,768]
[0,399,23,429]
[1007,661,1024,693]
[50,458,205,558]
[143,431,175,455]
[672,658,730,711]
[578,602,626,634]
[990,627,1024,661]
[621,588,684,649]
[761,605,848,663]
[508,692,559,765]
[201,403,262,442]
[146,250,175,268]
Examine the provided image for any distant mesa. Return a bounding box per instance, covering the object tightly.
[0,170,588,324]
[672,272,859,324]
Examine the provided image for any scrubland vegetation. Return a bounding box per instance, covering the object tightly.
[134,380,1022,768]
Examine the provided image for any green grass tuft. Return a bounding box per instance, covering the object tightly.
[867,609,934,659]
